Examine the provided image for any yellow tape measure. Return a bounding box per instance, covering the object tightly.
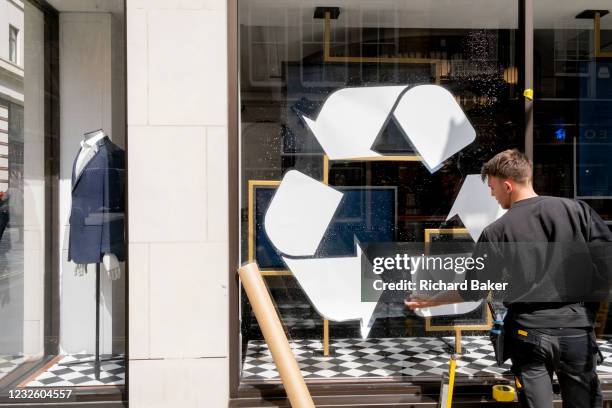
[492,384,516,402]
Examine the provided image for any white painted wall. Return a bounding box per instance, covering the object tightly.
[127,0,229,406]
[58,12,123,354]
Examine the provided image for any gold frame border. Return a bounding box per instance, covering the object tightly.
[594,12,612,58]
[422,227,492,332]
[247,177,330,353]
[247,180,292,277]
[322,11,444,84]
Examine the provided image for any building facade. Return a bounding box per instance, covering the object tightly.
[0,0,611,407]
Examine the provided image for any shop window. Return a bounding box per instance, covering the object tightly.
[238,0,521,386]
[0,1,126,403]
[0,3,44,394]
[533,2,612,218]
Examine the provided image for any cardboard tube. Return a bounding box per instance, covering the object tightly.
[238,263,315,408]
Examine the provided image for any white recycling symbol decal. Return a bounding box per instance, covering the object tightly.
[446,174,507,242]
[302,84,477,172]
[263,85,506,338]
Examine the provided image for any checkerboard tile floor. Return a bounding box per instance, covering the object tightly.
[0,355,26,381]
[242,336,612,381]
[26,354,125,387]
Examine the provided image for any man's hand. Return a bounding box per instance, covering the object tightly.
[404,291,465,310]
[404,296,448,310]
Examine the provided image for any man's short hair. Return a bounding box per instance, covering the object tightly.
[481,149,532,183]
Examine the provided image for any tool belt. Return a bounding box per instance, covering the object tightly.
[488,302,604,367]
[488,302,511,366]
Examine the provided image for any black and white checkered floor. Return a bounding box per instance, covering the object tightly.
[0,355,26,380]
[242,336,612,381]
[26,354,125,387]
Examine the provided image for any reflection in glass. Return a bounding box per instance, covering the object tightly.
[239,0,521,383]
[0,1,41,384]
[533,2,612,218]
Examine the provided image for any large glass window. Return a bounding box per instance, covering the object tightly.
[238,0,521,385]
[533,2,612,222]
[0,0,45,388]
[533,1,612,337]
[0,0,127,401]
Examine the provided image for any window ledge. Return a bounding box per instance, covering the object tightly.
[8,0,24,11]
[0,58,24,79]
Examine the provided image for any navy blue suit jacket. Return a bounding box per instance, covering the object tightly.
[68,136,125,263]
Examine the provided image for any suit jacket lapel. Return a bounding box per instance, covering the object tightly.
[71,146,81,188]
[72,136,107,192]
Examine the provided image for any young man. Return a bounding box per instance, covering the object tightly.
[406,149,612,407]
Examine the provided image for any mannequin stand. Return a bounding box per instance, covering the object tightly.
[94,262,102,379]
[60,263,122,381]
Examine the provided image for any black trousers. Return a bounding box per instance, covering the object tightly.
[510,329,602,408]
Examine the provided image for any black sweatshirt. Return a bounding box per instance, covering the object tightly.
[463,195,612,328]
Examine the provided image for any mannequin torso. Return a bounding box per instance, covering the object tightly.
[72,129,121,280]
[75,130,107,178]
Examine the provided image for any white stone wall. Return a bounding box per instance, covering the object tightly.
[126,0,229,406]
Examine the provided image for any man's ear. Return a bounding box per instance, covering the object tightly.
[503,180,513,193]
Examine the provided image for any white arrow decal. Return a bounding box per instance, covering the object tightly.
[393,85,476,172]
[302,86,408,160]
[415,302,483,318]
[264,170,343,257]
[411,252,482,317]
[446,174,506,242]
[265,170,381,338]
[282,244,380,339]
